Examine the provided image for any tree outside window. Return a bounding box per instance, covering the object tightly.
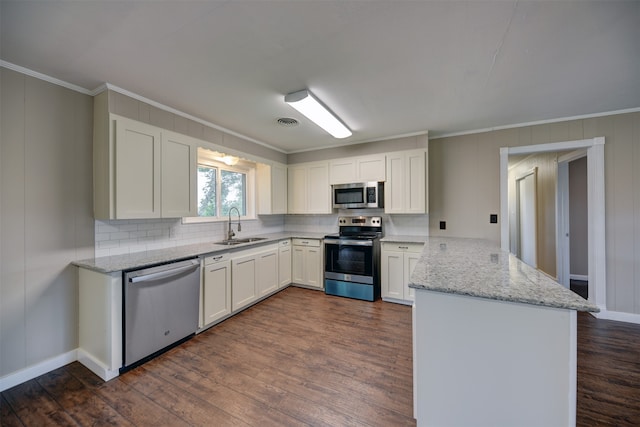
[197,164,247,217]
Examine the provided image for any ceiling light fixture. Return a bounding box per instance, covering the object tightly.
[284,89,352,139]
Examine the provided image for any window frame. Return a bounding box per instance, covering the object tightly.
[183,155,256,224]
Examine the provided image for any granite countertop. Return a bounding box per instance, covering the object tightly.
[73,231,327,274]
[380,235,428,243]
[409,237,599,312]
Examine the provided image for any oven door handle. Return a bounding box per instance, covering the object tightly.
[324,238,373,247]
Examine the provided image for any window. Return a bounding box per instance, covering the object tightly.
[192,148,254,221]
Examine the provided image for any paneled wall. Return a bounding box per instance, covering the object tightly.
[0,68,94,377]
[106,90,287,165]
[429,112,640,315]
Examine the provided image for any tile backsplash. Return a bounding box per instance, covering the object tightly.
[94,213,429,258]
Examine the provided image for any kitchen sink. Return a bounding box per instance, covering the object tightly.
[215,237,267,245]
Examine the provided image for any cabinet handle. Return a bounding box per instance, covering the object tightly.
[301,241,309,244]
[213,255,223,261]
[399,246,409,249]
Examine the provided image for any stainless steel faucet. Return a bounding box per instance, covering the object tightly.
[227,206,241,240]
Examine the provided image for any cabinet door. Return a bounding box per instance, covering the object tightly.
[202,259,231,326]
[382,251,405,299]
[288,166,307,213]
[271,164,288,214]
[307,163,331,213]
[357,155,386,182]
[115,117,161,218]
[385,153,405,214]
[232,254,257,311]
[292,246,305,284]
[329,159,356,185]
[406,151,427,213]
[404,252,421,302]
[304,247,323,289]
[257,249,279,297]
[162,132,197,218]
[279,244,292,287]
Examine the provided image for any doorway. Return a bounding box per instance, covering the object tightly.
[515,169,537,268]
[499,137,606,313]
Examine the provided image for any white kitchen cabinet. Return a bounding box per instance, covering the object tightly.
[385,148,428,214]
[232,251,258,312]
[201,253,231,328]
[292,238,323,289]
[257,246,279,297]
[329,154,386,184]
[93,109,197,219]
[162,131,198,218]
[232,243,281,312]
[77,268,122,381]
[287,161,332,214]
[113,115,162,219]
[257,162,287,215]
[279,239,292,288]
[381,241,424,304]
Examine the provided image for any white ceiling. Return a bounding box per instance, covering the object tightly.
[2,1,639,153]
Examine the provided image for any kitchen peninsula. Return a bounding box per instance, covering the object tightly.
[409,237,598,427]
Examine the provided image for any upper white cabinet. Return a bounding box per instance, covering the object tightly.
[385,148,428,214]
[257,162,287,215]
[329,154,386,185]
[162,131,198,218]
[288,161,332,214]
[114,116,162,219]
[94,113,197,219]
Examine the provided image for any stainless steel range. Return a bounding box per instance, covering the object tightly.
[324,216,382,301]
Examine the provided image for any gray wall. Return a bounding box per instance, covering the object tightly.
[0,68,94,377]
[569,156,588,277]
[429,112,640,315]
[107,90,287,165]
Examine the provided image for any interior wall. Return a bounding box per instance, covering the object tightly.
[287,133,428,164]
[429,112,640,315]
[0,68,94,377]
[507,152,558,278]
[106,90,287,165]
[569,157,588,277]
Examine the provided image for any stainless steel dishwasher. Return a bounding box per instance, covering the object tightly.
[122,258,200,371]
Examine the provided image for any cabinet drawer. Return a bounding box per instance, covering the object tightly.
[292,238,321,247]
[382,242,424,252]
[203,252,230,265]
[279,239,291,248]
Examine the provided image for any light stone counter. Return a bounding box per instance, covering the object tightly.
[380,235,428,244]
[73,232,327,273]
[408,236,598,312]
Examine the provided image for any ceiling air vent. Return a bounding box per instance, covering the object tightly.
[277,117,299,127]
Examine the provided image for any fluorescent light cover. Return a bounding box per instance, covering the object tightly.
[284,90,352,139]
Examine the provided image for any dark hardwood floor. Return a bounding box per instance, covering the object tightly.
[2,287,640,426]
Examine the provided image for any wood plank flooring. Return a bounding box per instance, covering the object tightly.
[2,287,640,426]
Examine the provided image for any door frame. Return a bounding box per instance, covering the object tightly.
[556,149,588,289]
[500,137,606,313]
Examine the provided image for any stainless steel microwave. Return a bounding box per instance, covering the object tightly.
[332,182,384,209]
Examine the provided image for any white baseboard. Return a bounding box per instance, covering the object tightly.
[594,309,640,325]
[570,274,588,281]
[0,350,77,392]
[77,349,119,382]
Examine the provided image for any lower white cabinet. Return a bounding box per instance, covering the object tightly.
[292,238,323,289]
[231,243,279,312]
[381,242,424,304]
[279,239,292,288]
[257,246,279,297]
[201,253,231,328]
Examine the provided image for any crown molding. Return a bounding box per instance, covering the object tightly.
[0,60,93,95]
[430,107,640,140]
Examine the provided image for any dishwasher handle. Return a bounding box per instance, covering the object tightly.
[128,261,199,284]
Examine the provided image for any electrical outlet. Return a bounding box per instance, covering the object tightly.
[490,214,498,224]
[439,221,446,230]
